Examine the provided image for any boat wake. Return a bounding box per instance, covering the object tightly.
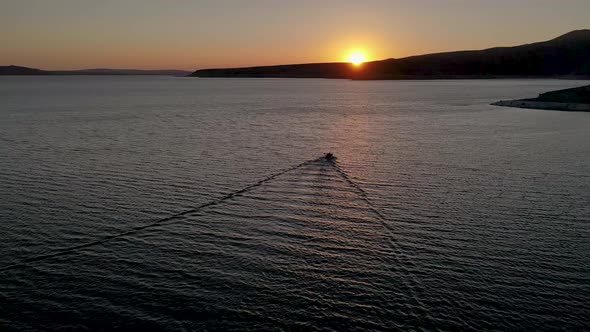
[0,157,327,272]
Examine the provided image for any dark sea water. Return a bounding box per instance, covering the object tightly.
[1,77,589,331]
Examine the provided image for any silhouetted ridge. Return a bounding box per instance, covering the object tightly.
[192,62,353,78]
[190,30,590,79]
[0,65,51,75]
[52,68,191,76]
[550,29,590,42]
[0,66,190,76]
[533,85,590,103]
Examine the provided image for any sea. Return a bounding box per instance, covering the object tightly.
[0,77,589,331]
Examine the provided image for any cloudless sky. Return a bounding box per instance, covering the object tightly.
[1,0,589,70]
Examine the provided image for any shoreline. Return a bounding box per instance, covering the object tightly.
[492,99,590,112]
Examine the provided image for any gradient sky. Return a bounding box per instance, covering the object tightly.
[2,0,590,70]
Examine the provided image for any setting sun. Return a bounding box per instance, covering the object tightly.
[348,52,367,65]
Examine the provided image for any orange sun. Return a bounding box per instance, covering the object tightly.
[347,52,367,66]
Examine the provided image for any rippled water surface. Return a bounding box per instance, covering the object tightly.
[1,77,589,331]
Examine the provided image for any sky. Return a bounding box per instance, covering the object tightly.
[1,0,590,70]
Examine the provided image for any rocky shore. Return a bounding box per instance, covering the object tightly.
[492,84,590,112]
[492,99,590,112]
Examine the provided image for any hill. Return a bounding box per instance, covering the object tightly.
[0,66,190,76]
[52,69,191,76]
[190,30,590,79]
[191,63,353,78]
[530,84,590,103]
[0,65,51,75]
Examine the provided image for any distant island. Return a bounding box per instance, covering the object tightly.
[492,85,590,112]
[0,65,50,75]
[0,65,190,76]
[190,30,590,79]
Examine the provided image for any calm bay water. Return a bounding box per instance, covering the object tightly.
[0,77,589,331]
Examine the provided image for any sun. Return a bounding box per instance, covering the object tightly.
[347,52,367,66]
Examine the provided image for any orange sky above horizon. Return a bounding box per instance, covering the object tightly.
[2,0,590,71]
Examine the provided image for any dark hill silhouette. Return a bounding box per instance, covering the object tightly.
[0,65,51,75]
[191,62,354,78]
[529,84,590,103]
[0,66,190,76]
[190,30,590,79]
[52,69,191,76]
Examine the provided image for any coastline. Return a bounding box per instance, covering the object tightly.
[492,99,590,112]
